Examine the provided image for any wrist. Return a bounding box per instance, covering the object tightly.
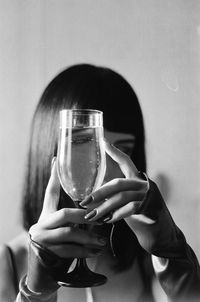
[20,275,57,301]
[27,237,61,294]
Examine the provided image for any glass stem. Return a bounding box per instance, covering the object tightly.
[76,258,87,268]
[78,223,88,267]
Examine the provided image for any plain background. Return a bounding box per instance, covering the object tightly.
[0,0,199,259]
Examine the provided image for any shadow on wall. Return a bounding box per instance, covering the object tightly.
[154,172,200,261]
[153,172,171,204]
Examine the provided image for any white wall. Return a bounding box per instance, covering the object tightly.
[0,0,199,258]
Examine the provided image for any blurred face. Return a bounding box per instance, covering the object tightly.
[104,129,135,182]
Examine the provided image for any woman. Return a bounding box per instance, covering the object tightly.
[0,64,199,302]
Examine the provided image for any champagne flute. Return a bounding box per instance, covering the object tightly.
[57,109,107,287]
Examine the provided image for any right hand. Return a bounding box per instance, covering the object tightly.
[29,158,107,260]
[26,158,107,294]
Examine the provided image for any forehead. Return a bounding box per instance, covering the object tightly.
[104,129,135,144]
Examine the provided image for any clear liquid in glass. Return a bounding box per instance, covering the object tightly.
[57,126,106,205]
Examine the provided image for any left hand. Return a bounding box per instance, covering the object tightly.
[80,141,148,223]
[81,142,185,258]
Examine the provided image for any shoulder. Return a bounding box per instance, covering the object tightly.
[0,243,11,267]
[0,243,14,280]
[7,231,29,278]
[0,231,29,301]
[0,230,28,268]
[0,243,16,300]
[1,232,29,277]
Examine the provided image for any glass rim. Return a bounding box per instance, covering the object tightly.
[60,109,103,115]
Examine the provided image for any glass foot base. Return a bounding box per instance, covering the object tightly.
[57,264,107,288]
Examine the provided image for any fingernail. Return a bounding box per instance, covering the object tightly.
[102,213,113,223]
[84,209,97,220]
[80,195,94,207]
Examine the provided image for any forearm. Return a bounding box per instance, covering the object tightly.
[127,178,200,301]
[147,180,200,300]
[146,179,200,301]
[152,244,200,302]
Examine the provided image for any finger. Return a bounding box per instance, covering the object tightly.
[31,226,107,247]
[80,178,145,207]
[84,191,144,221]
[40,158,60,217]
[48,243,104,259]
[126,214,156,227]
[39,208,100,229]
[104,141,138,179]
[125,214,156,250]
[106,201,142,223]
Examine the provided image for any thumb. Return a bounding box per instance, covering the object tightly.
[40,157,60,219]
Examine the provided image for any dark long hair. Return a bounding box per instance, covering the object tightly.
[21,64,153,293]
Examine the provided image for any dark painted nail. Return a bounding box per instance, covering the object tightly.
[80,195,94,207]
[102,213,113,223]
[84,209,97,220]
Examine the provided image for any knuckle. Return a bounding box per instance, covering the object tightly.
[59,208,70,219]
[59,208,66,219]
[29,224,40,239]
[29,224,36,236]
[30,228,42,242]
[29,223,46,244]
[63,226,72,237]
[67,227,78,241]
